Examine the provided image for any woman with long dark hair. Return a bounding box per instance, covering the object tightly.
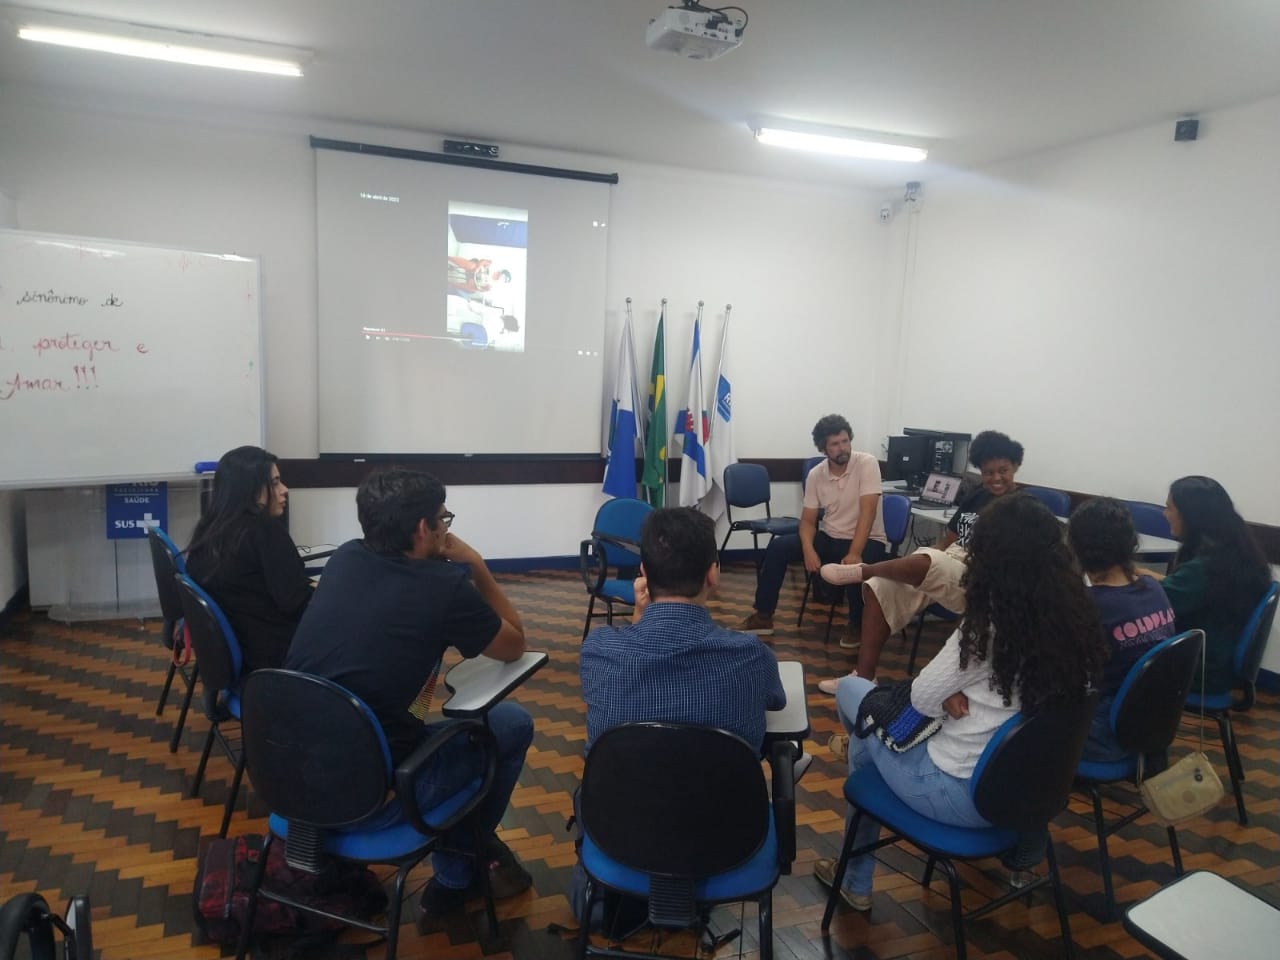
[816,493,1107,910]
[185,446,312,674]
[1137,476,1271,693]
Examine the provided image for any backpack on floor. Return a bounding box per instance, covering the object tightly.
[193,834,388,947]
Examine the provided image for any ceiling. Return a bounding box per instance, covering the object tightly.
[3,1,1280,188]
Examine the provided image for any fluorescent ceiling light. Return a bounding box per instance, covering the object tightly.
[16,11,309,77]
[751,119,928,162]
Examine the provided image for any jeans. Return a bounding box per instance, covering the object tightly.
[754,532,887,620]
[412,702,534,889]
[833,677,990,894]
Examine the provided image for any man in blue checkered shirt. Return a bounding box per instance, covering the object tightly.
[580,507,786,755]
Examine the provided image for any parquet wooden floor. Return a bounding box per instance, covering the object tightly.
[2,561,1277,959]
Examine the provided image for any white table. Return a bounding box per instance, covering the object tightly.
[1123,870,1280,960]
[441,651,549,718]
[897,495,1181,558]
[765,660,810,743]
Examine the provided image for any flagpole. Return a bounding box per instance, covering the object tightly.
[659,298,668,501]
[708,303,731,442]
[625,297,644,450]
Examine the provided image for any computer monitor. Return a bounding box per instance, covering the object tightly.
[885,435,930,483]
[903,428,972,476]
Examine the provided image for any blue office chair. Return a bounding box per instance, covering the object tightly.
[579,497,653,641]
[1022,485,1071,517]
[1184,582,1279,825]
[233,669,498,960]
[797,494,911,644]
[146,526,199,753]
[175,574,247,838]
[719,463,799,570]
[821,694,1096,960]
[800,455,824,492]
[576,723,795,960]
[1124,500,1173,539]
[1075,630,1204,920]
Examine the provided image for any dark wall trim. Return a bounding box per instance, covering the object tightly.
[281,457,1280,564]
[310,136,620,185]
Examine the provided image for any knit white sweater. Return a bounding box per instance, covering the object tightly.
[910,629,1019,779]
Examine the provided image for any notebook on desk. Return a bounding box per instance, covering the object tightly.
[914,472,962,509]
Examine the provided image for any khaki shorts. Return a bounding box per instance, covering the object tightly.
[865,544,968,634]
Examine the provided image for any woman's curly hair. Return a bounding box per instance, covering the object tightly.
[958,493,1108,715]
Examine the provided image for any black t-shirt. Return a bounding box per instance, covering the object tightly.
[947,488,996,547]
[285,540,501,765]
[186,517,312,675]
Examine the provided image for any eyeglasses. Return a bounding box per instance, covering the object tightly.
[439,511,455,529]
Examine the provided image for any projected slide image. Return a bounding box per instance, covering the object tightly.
[447,203,527,352]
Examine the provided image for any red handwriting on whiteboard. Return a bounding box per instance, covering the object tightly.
[0,372,69,400]
[32,333,120,362]
[72,364,98,388]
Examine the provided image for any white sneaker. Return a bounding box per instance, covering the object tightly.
[818,677,840,695]
[793,751,813,783]
[821,562,865,586]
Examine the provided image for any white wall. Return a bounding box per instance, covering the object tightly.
[0,87,886,564]
[897,94,1280,525]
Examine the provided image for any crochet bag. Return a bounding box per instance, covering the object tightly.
[853,680,944,753]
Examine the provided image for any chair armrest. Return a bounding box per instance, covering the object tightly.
[394,720,498,836]
[579,539,608,594]
[769,740,798,874]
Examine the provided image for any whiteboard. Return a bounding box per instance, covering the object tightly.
[0,229,262,488]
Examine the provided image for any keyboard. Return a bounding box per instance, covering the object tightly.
[912,498,953,510]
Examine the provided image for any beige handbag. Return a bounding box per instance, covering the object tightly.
[1138,632,1225,826]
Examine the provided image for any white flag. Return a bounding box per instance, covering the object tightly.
[702,310,736,520]
[677,311,713,507]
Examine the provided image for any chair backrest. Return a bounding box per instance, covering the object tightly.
[800,456,824,493]
[882,494,910,550]
[1124,500,1173,539]
[591,497,653,567]
[146,527,187,624]
[1111,629,1204,755]
[174,575,243,692]
[723,462,770,510]
[580,722,769,878]
[1022,485,1071,517]
[240,669,393,829]
[1234,582,1279,684]
[970,692,1097,831]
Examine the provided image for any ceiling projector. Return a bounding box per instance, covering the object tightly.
[646,4,746,61]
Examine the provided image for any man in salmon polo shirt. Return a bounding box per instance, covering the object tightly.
[739,414,887,648]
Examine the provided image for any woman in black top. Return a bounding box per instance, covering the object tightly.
[185,446,312,674]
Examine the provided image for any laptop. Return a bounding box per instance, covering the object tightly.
[913,472,962,510]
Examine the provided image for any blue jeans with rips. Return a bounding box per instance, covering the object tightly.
[834,676,991,895]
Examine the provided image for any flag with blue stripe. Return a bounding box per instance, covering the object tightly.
[678,314,713,506]
[603,309,641,497]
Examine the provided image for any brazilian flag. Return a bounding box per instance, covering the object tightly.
[642,309,667,506]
